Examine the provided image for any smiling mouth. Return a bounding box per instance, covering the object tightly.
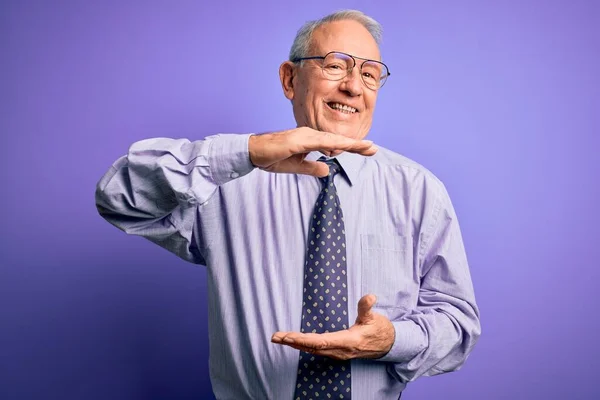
[327,102,358,114]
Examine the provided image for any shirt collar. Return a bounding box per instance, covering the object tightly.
[305,150,365,185]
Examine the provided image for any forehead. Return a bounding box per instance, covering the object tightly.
[310,20,380,61]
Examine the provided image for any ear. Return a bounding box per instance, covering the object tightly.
[279,61,296,101]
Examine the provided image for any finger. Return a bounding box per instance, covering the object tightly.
[292,345,351,360]
[356,294,377,324]
[272,331,311,344]
[272,331,361,360]
[340,141,377,156]
[301,160,330,177]
[269,159,329,177]
[272,332,319,347]
[292,342,356,360]
[280,342,322,353]
[328,145,378,158]
[280,340,346,354]
[279,331,357,351]
[297,131,376,155]
[360,145,378,156]
[272,333,318,352]
[271,331,292,343]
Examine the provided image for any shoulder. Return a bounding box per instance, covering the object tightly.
[367,145,446,194]
[365,146,460,237]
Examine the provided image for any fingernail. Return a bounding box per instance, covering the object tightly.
[362,140,373,145]
[283,337,295,344]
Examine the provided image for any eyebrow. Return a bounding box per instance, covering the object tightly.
[330,51,382,63]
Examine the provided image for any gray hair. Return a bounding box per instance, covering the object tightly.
[288,10,383,61]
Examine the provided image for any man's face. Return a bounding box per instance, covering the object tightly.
[281,20,381,140]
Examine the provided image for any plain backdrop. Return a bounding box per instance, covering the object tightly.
[1,1,598,399]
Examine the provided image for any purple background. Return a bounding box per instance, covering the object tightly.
[1,1,598,399]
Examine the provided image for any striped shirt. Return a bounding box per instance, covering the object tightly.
[95,133,481,399]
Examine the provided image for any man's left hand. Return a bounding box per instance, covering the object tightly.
[271,294,395,360]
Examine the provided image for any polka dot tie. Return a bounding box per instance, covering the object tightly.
[293,158,351,400]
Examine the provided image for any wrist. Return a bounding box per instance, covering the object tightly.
[248,134,260,167]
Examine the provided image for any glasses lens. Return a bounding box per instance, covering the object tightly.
[362,61,389,89]
[321,52,353,80]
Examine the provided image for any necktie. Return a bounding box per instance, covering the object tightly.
[294,158,351,400]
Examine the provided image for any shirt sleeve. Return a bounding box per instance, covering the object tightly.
[374,181,481,383]
[94,133,255,265]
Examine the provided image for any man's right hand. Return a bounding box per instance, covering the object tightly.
[248,127,378,177]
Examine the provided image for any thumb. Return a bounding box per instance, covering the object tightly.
[294,160,329,177]
[356,294,377,324]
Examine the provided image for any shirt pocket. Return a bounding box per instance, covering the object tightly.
[360,234,414,308]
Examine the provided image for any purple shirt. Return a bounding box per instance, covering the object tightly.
[95,133,481,399]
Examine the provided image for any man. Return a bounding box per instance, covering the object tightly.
[96,9,480,400]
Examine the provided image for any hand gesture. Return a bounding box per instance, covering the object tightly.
[249,127,377,177]
[271,294,395,360]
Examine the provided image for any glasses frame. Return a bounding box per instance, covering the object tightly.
[291,51,391,90]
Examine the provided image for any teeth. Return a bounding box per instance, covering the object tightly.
[330,103,357,114]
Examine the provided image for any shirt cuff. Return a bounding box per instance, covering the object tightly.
[207,133,255,186]
[375,319,427,363]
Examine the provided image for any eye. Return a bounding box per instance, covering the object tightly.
[362,63,383,81]
[325,63,345,70]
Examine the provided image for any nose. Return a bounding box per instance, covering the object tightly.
[338,67,363,97]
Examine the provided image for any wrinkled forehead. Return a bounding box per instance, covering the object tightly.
[309,20,381,61]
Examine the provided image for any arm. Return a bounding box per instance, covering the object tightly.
[272,182,481,382]
[376,183,481,382]
[95,128,377,265]
[95,134,254,265]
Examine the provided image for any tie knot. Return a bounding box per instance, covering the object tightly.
[318,158,341,187]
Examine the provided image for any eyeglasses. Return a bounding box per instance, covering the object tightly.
[291,51,390,90]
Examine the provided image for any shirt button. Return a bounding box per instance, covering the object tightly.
[230,171,239,179]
